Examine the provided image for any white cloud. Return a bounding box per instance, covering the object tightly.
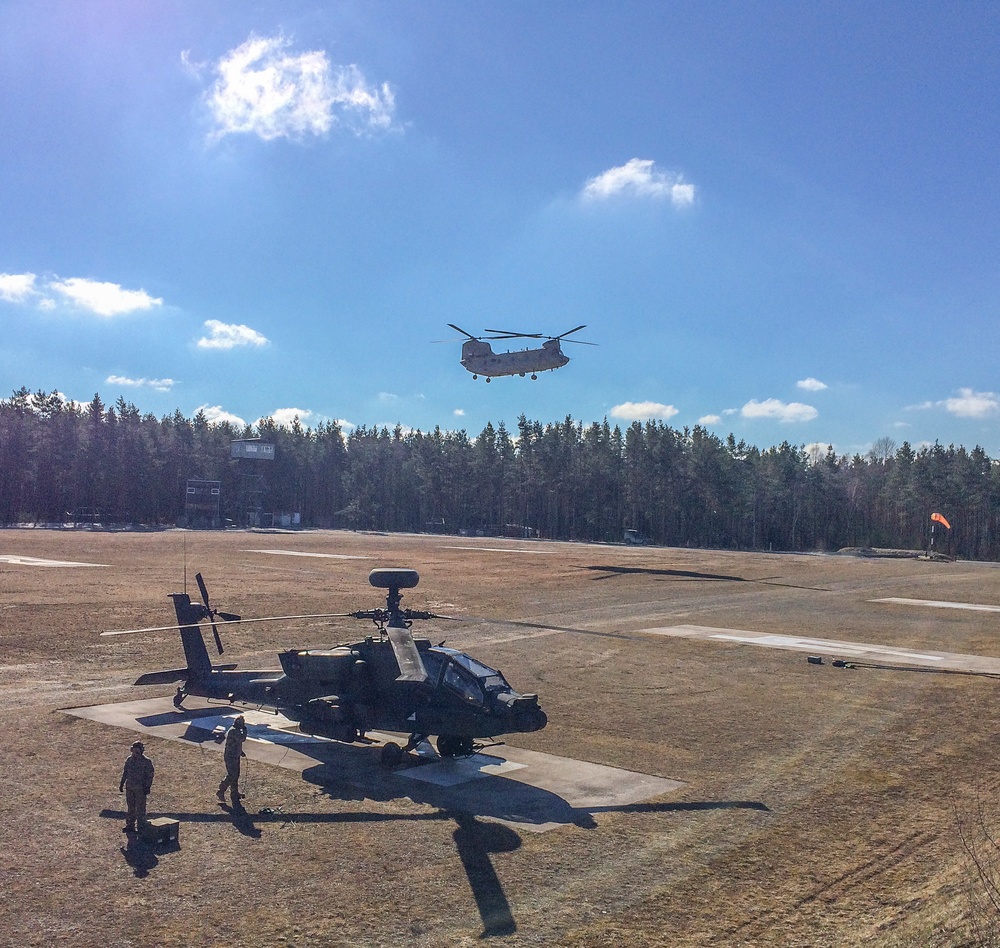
[941,388,999,419]
[49,277,162,316]
[698,414,721,425]
[377,391,399,403]
[268,407,313,428]
[107,375,176,392]
[195,404,246,427]
[207,34,396,141]
[797,377,827,392]
[197,319,269,350]
[804,442,834,463]
[610,401,679,421]
[0,272,37,302]
[582,159,696,207]
[453,408,466,417]
[741,398,818,423]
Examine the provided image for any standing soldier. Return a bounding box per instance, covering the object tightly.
[119,740,154,833]
[217,715,248,806]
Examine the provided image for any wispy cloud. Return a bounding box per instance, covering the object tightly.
[906,388,1000,419]
[611,401,679,421]
[204,33,396,142]
[195,404,246,427]
[107,375,176,393]
[741,398,818,423]
[43,277,161,316]
[0,272,38,302]
[582,159,695,207]
[197,319,269,350]
[797,377,827,392]
[941,388,999,418]
[267,407,314,428]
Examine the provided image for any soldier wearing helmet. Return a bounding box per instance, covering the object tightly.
[217,715,248,806]
[119,740,154,833]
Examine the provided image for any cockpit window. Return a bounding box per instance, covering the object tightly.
[452,653,510,692]
[444,663,483,706]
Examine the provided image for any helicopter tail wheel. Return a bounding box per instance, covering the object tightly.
[437,734,475,758]
[531,373,537,380]
[381,742,404,767]
[485,377,491,383]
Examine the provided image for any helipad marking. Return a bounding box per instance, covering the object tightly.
[641,624,1000,673]
[0,554,108,568]
[441,546,554,555]
[246,549,370,560]
[873,597,1000,613]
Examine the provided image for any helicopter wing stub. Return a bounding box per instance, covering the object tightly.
[386,624,429,683]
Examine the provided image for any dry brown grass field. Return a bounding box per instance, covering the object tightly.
[3,528,1000,947]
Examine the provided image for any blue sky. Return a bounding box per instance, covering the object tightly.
[2,2,998,457]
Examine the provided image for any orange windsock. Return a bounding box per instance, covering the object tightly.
[931,512,951,529]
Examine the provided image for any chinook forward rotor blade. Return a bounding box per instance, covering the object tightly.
[485,328,544,339]
[554,325,597,345]
[447,323,481,340]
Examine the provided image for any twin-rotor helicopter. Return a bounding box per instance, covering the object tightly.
[447,324,595,381]
[103,568,547,766]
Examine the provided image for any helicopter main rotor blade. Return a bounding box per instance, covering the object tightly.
[385,624,429,683]
[555,324,587,339]
[447,323,478,340]
[485,329,544,339]
[101,612,355,636]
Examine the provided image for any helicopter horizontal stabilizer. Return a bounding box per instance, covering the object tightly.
[134,663,239,686]
[134,667,190,686]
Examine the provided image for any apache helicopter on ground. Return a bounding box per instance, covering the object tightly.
[447,324,595,381]
[103,569,547,765]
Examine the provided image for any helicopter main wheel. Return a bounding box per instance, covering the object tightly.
[531,373,538,380]
[437,734,475,758]
[381,742,404,767]
[473,374,478,380]
[485,377,491,383]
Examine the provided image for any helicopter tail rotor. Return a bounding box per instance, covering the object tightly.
[195,572,241,655]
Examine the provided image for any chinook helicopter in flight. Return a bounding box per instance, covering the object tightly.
[102,568,547,765]
[447,324,594,381]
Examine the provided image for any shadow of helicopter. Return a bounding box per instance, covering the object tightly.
[101,785,768,937]
[579,564,831,592]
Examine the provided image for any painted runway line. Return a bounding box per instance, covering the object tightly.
[872,597,1000,613]
[0,554,108,568]
[245,549,371,560]
[641,624,1000,674]
[441,546,555,555]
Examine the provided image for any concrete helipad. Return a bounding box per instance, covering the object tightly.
[642,624,1000,674]
[64,696,683,833]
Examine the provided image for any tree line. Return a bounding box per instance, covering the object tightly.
[1,387,998,559]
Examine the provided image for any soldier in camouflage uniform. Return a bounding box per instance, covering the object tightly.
[119,740,154,833]
[217,715,248,806]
